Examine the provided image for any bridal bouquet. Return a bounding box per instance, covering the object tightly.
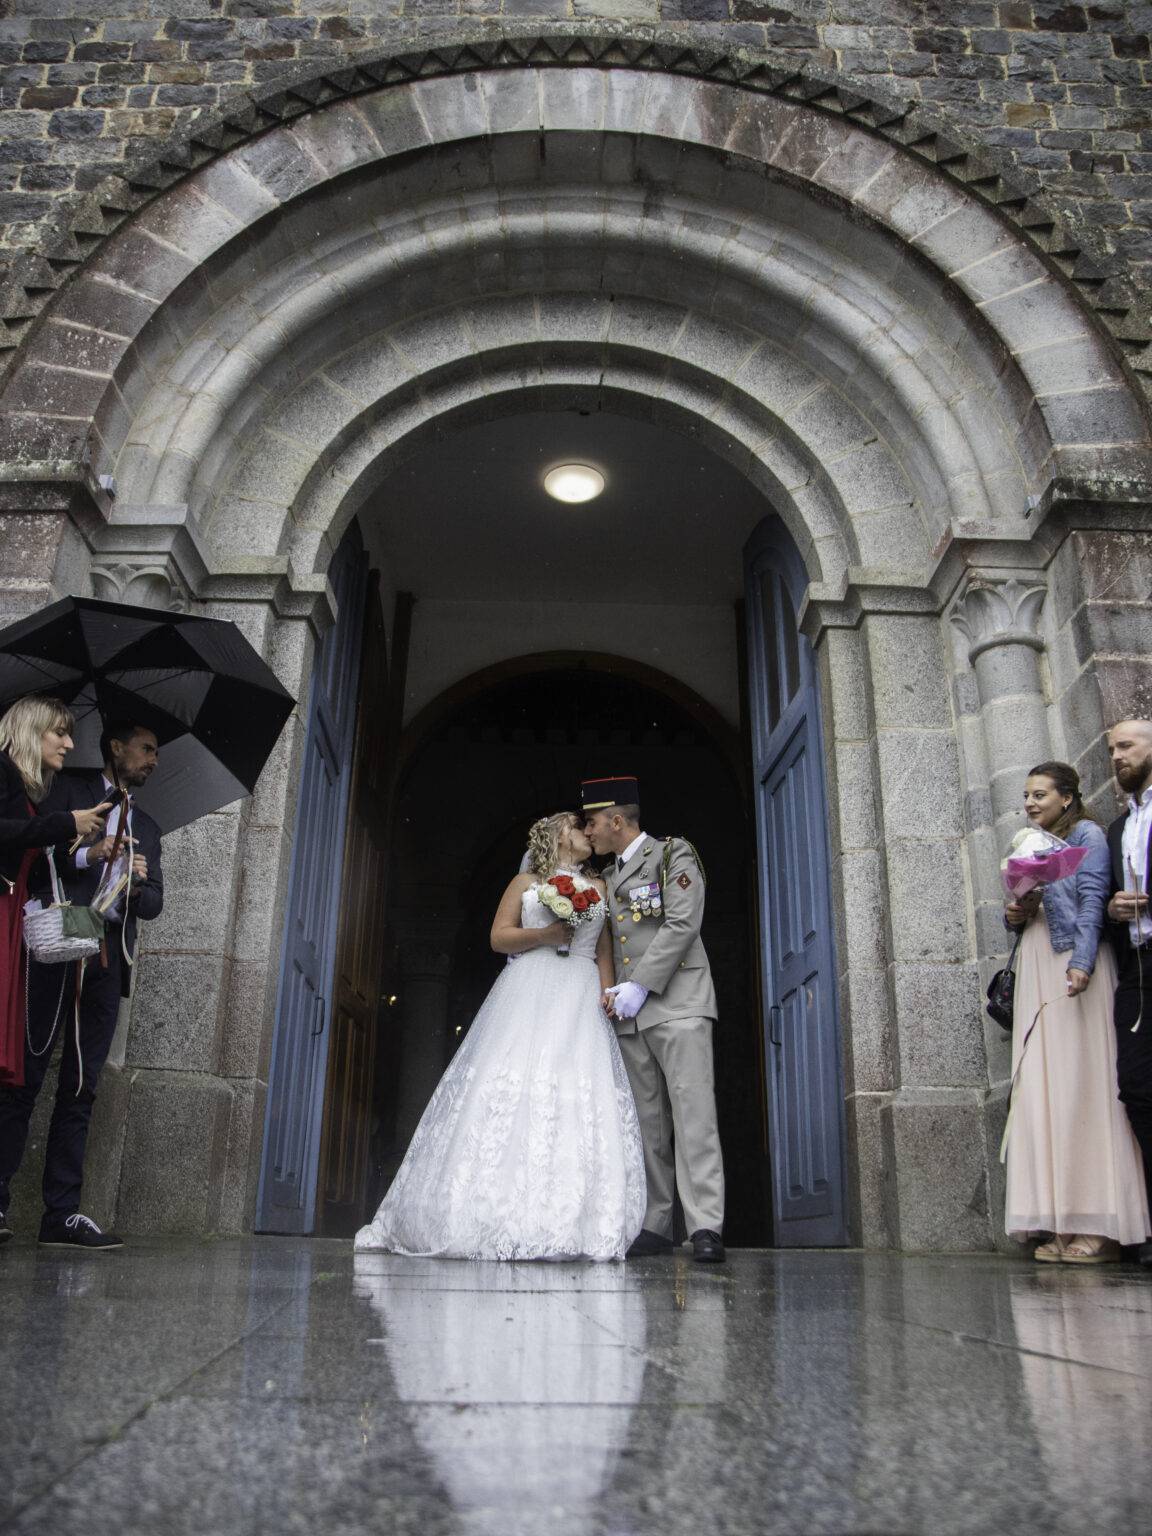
[1001,826,1088,898]
[537,873,602,925]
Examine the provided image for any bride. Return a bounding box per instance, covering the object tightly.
[355,811,645,1261]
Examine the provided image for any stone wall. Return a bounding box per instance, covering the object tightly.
[2,4,1152,393]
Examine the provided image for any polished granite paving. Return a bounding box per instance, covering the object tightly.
[1,1238,1150,1535]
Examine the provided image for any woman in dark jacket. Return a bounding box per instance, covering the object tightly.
[0,696,109,1099]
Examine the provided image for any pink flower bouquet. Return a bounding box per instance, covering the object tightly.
[1001,827,1088,898]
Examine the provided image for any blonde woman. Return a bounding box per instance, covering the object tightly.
[356,811,645,1261]
[0,696,109,1104]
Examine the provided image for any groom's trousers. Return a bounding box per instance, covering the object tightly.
[615,1015,725,1238]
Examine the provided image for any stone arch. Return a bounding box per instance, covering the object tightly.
[1,44,1145,1250]
[2,65,1146,623]
[2,24,1149,408]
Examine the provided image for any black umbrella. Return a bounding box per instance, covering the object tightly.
[0,595,296,832]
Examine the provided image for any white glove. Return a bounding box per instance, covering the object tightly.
[606,981,649,1019]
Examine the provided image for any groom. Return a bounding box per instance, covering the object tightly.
[582,777,725,1263]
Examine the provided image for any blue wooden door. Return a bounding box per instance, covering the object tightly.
[745,520,848,1246]
[257,526,368,1233]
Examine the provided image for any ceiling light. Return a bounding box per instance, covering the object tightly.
[543,464,605,503]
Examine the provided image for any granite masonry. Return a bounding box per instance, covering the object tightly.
[0,4,1149,1249]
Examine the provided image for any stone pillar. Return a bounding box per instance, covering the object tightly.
[949,575,1050,959]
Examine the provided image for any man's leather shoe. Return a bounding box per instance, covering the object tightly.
[1135,1240,1152,1269]
[0,1210,11,1245]
[626,1229,674,1258]
[691,1229,726,1264]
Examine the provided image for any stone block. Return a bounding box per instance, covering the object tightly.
[893,962,986,1087]
[287,99,381,180]
[125,951,228,1073]
[845,1091,894,1248]
[234,127,324,206]
[884,838,970,964]
[821,627,874,742]
[114,1070,234,1233]
[881,1091,994,1251]
[865,615,953,731]
[133,182,242,268]
[146,811,242,955]
[229,823,292,966]
[479,67,540,137]
[876,730,964,840]
[217,1077,264,1234]
[839,848,889,973]
[841,964,896,1095]
[411,71,489,144]
[830,738,880,850]
[219,955,278,1081]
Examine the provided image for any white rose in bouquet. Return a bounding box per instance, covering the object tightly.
[550,895,575,920]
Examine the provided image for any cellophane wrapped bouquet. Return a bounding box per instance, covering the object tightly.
[1001,827,1088,898]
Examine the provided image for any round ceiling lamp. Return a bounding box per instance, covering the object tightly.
[543,464,605,503]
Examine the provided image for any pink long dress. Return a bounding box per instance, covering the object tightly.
[1004,907,1150,1246]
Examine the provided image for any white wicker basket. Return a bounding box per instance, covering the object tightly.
[23,853,102,965]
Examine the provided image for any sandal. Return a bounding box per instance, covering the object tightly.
[1061,1235,1121,1264]
[1034,1236,1069,1263]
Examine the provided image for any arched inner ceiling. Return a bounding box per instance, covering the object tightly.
[7,67,1148,602]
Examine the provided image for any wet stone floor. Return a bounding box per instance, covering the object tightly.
[1,1239,1151,1535]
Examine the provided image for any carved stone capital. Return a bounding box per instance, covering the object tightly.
[90,557,192,613]
[949,576,1046,664]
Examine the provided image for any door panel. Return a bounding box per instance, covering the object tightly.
[257,527,368,1233]
[316,581,390,1235]
[746,526,848,1247]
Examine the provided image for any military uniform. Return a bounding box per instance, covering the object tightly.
[603,826,725,1241]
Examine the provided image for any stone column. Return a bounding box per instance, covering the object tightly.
[949,574,1050,956]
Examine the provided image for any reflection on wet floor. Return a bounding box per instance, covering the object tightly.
[1,1239,1150,1534]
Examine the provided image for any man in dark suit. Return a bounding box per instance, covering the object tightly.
[0,722,163,1249]
[1106,718,1152,1269]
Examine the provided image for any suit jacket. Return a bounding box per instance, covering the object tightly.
[606,835,718,1033]
[32,769,164,997]
[0,750,77,890]
[1107,806,1152,964]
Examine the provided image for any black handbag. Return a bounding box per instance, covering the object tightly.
[986,931,1022,1031]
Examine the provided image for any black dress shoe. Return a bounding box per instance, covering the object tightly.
[0,1210,11,1246]
[690,1229,726,1264]
[1135,1240,1152,1270]
[38,1213,123,1250]
[626,1229,674,1258]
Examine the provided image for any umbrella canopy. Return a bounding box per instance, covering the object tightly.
[0,596,296,832]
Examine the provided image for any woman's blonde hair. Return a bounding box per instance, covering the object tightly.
[526,811,583,879]
[0,694,74,802]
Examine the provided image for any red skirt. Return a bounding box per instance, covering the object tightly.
[0,847,37,1088]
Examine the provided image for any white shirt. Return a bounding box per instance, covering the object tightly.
[617,831,648,870]
[77,775,132,923]
[1121,783,1152,947]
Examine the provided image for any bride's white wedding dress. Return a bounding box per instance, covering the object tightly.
[354,877,646,1261]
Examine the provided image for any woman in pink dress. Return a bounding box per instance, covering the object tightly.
[1003,760,1151,1262]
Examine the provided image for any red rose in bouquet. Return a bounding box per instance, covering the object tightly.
[586,888,601,905]
[572,891,590,912]
[550,875,576,896]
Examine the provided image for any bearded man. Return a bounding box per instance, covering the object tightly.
[1106,718,1152,1270]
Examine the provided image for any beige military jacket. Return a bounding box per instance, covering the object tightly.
[606,835,718,1033]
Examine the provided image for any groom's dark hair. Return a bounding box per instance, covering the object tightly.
[614,804,641,825]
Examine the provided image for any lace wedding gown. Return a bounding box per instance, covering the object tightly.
[354,880,646,1261]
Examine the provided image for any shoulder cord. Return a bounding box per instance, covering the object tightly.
[661,836,706,888]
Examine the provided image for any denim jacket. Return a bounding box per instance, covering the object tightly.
[1014,819,1111,975]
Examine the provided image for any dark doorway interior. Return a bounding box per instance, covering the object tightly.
[367,659,773,1246]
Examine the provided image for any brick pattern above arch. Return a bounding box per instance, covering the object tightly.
[0,22,1150,412]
